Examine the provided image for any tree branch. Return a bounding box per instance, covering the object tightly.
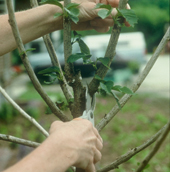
[89,0,128,96]
[0,134,40,148]
[63,0,74,82]
[6,0,70,122]
[0,85,49,137]
[30,0,74,111]
[96,27,170,132]
[135,121,170,172]
[97,124,167,172]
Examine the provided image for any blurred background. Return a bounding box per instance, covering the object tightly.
[0,0,169,171]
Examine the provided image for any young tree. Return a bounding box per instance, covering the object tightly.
[0,0,169,171]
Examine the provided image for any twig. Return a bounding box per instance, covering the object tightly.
[6,0,69,122]
[97,124,167,172]
[89,0,128,96]
[0,85,49,137]
[96,27,170,132]
[135,121,170,172]
[0,134,40,148]
[30,0,74,110]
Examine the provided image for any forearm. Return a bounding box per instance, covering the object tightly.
[3,135,72,172]
[0,4,63,56]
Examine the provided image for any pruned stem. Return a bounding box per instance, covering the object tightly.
[0,85,49,137]
[6,0,69,122]
[97,124,167,172]
[135,121,170,172]
[0,134,40,148]
[96,27,170,132]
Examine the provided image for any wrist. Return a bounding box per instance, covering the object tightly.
[41,4,64,32]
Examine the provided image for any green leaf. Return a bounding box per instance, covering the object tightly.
[68,98,74,103]
[69,7,80,16]
[95,3,112,10]
[112,85,134,95]
[117,9,138,27]
[94,75,103,81]
[104,80,114,93]
[44,76,57,85]
[40,0,63,9]
[77,39,90,54]
[67,53,91,63]
[54,13,63,18]
[98,9,111,19]
[69,14,79,24]
[111,91,121,109]
[66,3,79,10]
[97,57,110,69]
[38,66,60,74]
[99,88,107,96]
[120,86,134,95]
[112,85,122,92]
[64,7,80,24]
[19,48,36,55]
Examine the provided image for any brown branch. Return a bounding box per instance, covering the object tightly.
[96,27,170,132]
[135,121,170,172]
[0,134,40,148]
[89,0,128,96]
[30,0,74,111]
[97,124,167,172]
[6,0,69,122]
[63,0,74,82]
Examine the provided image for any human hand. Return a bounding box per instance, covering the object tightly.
[71,0,130,32]
[49,119,103,172]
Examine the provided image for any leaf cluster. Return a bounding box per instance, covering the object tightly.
[68,31,111,70]
[38,66,62,84]
[95,75,134,108]
[40,0,80,23]
[95,3,138,27]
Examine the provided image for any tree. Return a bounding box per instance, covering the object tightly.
[0,0,169,171]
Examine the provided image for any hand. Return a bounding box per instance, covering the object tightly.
[71,0,130,32]
[49,119,103,172]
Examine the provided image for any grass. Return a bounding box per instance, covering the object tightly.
[0,83,169,171]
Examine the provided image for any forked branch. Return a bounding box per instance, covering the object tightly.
[30,0,74,106]
[96,27,170,132]
[97,124,168,172]
[6,0,69,122]
[89,0,128,96]
[135,121,170,172]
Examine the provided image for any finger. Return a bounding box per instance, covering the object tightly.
[90,18,114,28]
[94,149,102,164]
[96,137,103,151]
[93,26,110,33]
[93,127,103,144]
[107,0,120,7]
[85,162,96,172]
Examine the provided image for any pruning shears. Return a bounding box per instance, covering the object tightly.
[78,86,96,126]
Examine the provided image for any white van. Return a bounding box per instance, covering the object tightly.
[26,32,146,77]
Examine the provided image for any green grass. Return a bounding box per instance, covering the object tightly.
[0,84,169,171]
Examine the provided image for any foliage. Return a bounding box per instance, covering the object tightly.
[132,5,169,52]
[40,0,80,24]
[0,103,18,123]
